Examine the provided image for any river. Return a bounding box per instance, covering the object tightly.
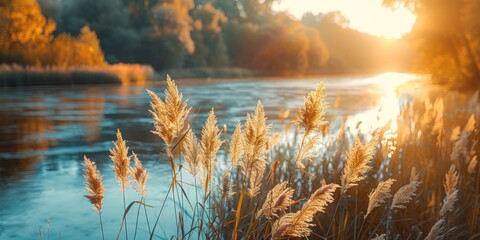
[0,73,421,239]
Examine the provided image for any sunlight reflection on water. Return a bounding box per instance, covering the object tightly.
[0,73,422,239]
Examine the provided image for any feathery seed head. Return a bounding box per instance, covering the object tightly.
[257,181,295,219]
[110,129,131,191]
[147,75,191,146]
[130,152,148,198]
[241,101,270,195]
[444,164,458,196]
[440,189,458,217]
[296,134,320,169]
[391,171,421,210]
[229,121,244,167]
[295,83,328,134]
[248,164,265,197]
[83,156,105,213]
[425,219,445,240]
[200,109,224,194]
[243,101,270,166]
[272,183,339,239]
[221,168,235,200]
[366,179,396,218]
[341,136,377,192]
[182,129,201,178]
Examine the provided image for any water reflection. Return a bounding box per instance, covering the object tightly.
[0,99,53,178]
[55,88,105,144]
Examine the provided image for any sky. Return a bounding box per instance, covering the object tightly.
[272,0,416,38]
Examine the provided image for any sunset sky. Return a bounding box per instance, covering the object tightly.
[273,0,416,38]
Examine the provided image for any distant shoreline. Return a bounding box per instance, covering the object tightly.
[0,64,154,87]
[0,64,415,87]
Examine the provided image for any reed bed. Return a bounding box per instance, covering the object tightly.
[0,64,154,87]
[82,75,479,239]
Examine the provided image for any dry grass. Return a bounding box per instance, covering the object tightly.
[81,75,480,239]
[0,63,153,87]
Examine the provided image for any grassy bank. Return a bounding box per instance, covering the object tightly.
[0,64,154,87]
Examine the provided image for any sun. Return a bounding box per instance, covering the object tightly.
[273,0,416,39]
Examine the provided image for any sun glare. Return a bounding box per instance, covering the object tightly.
[348,72,413,133]
[273,0,416,38]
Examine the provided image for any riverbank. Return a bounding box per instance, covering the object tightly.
[0,64,418,88]
[0,64,154,87]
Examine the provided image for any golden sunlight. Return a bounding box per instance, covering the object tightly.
[349,72,412,131]
[273,0,416,38]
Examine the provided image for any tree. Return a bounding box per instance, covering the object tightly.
[187,3,229,67]
[0,0,55,65]
[50,26,106,67]
[384,0,480,88]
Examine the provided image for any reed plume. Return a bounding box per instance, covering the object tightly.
[248,165,265,197]
[229,121,244,167]
[83,156,105,213]
[182,129,201,178]
[451,114,475,162]
[341,137,377,192]
[221,168,235,200]
[130,152,148,198]
[440,189,458,217]
[439,165,459,217]
[295,83,328,134]
[110,129,131,191]
[272,183,339,239]
[366,178,395,218]
[241,101,270,196]
[391,171,421,210]
[110,129,131,239]
[200,109,223,195]
[294,83,328,168]
[257,181,295,219]
[295,134,320,169]
[146,75,191,146]
[425,219,445,240]
[444,164,458,195]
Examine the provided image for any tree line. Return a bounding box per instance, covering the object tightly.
[1,0,413,76]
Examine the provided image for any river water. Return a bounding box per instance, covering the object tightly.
[0,73,421,239]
